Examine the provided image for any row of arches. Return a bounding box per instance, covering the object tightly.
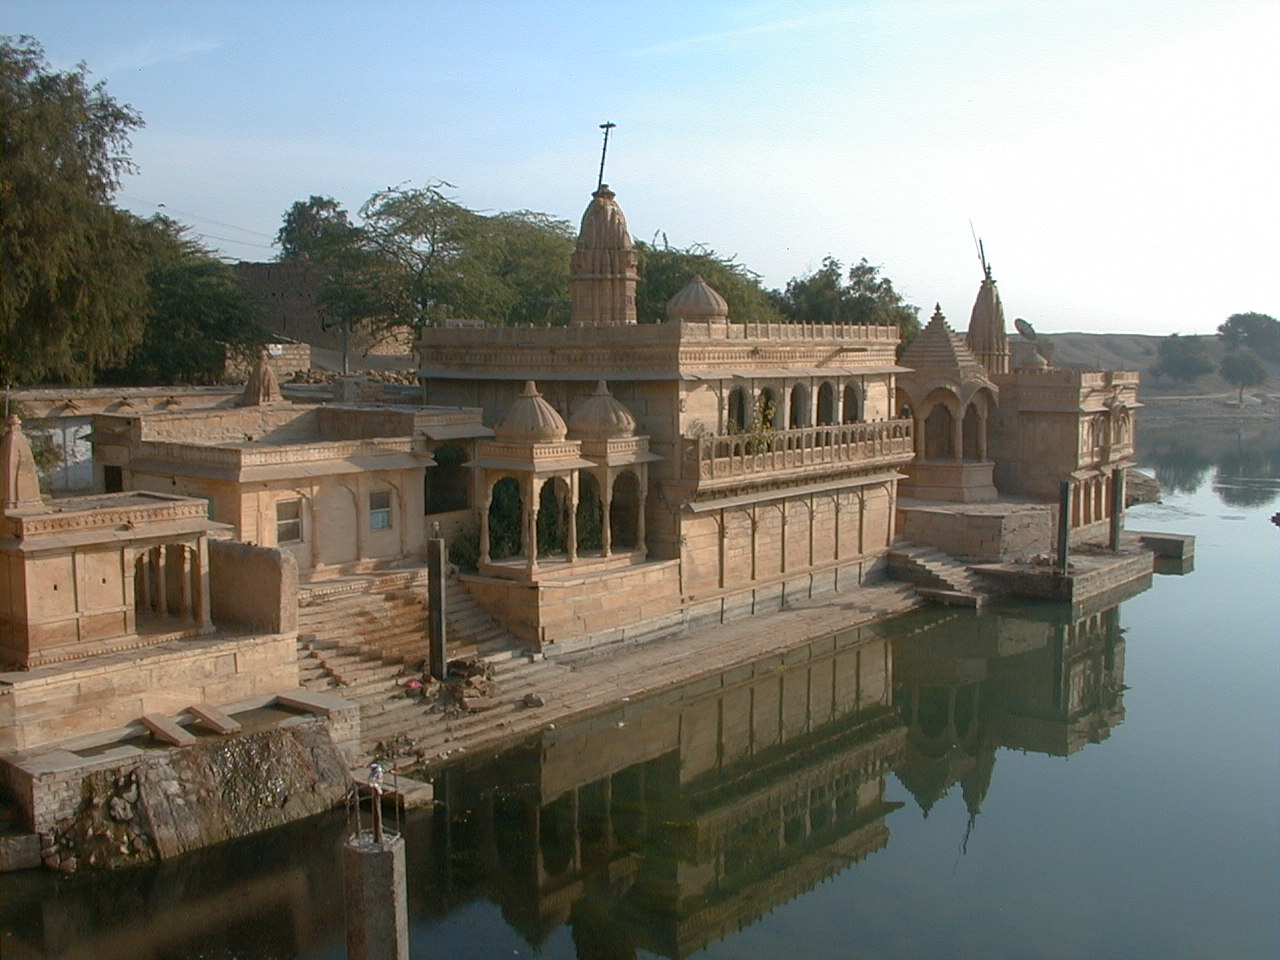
[906,387,995,462]
[482,469,644,566]
[727,381,864,433]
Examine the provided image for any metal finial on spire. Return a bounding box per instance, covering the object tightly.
[597,121,616,191]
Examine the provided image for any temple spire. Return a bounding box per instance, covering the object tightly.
[569,184,638,327]
[238,353,285,406]
[1,415,44,514]
[965,269,1010,375]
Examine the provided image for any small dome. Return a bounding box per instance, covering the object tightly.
[666,275,729,322]
[494,381,568,443]
[576,184,633,251]
[568,381,637,440]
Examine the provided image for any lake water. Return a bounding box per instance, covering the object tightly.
[2,420,1276,960]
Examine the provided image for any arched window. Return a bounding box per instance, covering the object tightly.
[816,382,837,425]
[728,386,750,433]
[842,384,862,423]
[789,384,810,428]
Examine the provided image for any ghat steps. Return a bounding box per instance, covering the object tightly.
[295,566,525,754]
[888,543,989,605]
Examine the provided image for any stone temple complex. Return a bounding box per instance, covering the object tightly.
[0,179,1153,872]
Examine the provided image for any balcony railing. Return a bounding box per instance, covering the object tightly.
[688,419,914,484]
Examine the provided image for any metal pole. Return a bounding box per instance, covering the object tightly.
[597,122,616,191]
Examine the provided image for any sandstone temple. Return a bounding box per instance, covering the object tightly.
[0,182,1145,871]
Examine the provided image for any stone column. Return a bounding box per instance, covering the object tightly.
[951,409,963,462]
[197,536,212,629]
[154,544,168,618]
[525,477,538,574]
[178,544,193,621]
[567,473,578,563]
[977,412,988,461]
[636,479,647,557]
[601,475,613,558]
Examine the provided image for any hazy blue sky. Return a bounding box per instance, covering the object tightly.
[5,0,1276,334]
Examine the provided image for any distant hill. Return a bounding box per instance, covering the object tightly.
[1039,331,1279,397]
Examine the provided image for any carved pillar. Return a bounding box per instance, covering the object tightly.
[636,479,647,558]
[567,473,578,563]
[154,544,168,617]
[197,535,212,629]
[977,411,988,461]
[525,477,538,574]
[479,480,492,566]
[951,408,963,462]
[179,544,193,620]
[601,474,613,558]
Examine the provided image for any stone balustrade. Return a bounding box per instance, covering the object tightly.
[137,436,415,467]
[689,418,914,485]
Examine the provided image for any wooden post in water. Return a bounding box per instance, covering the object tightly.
[427,537,447,681]
[1056,480,1072,573]
[1109,468,1126,551]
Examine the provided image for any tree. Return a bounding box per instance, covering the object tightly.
[635,239,781,324]
[1152,334,1214,383]
[774,256,920,342]
[1,36,152,384]
[1218,312,1278,358]
[275,195,357,262]
[101,217,270,385]
[1220,350,1267,404]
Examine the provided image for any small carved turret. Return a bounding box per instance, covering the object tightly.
[239,353,284,406]
[1,414,44,514]
[569,185,639,327]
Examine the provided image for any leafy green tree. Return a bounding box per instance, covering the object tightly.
[1220,350,1267,404]
[102,217,269,385]
[774,256,920,342]
[1152,334,1215,383]
[0,36,152,384]
[275,195,357,261]
[635,239,781,324]
[1218,312,1278,358]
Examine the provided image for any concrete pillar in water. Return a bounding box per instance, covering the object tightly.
[427,537,447,682]
[343,830,409,960]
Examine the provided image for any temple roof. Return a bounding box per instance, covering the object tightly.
[493,381,568,443]
[576,184,633,252]
[568,381,637,440]
[965,270,1009,371]
[667,274,729,323]
[900,305,987,377]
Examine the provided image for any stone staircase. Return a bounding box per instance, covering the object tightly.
[295,566,526,755]
[888,543,989,607]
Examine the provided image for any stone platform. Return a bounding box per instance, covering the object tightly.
[896,496,1054,562]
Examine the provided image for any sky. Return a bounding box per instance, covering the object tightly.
[4,0,1277,335]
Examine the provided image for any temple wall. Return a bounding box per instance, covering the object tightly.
[208,541,298,634]
[0,631,298,754]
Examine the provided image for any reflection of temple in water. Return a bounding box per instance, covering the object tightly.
[893,586,1136,820]
[423,625,905,959]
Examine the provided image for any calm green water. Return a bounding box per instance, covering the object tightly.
[2,421,1277,960]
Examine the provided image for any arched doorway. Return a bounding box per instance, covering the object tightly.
[610,471,641,549]
[537,477,571,558]
[576,471,603,553]
[962,404,981,461]
[488,477,522,560]
[924,404,955,459]
[425,443,469,514]
[759,387,782,429]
